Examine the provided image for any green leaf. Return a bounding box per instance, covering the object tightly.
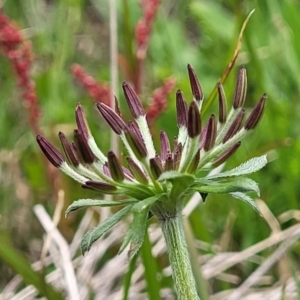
[192,177,260,195]
[132,195,162,213]
[129,210,149,260]
[120,184,154,200]
[119,208,149,260]
[65,198,138,216]
[230,192,262,215]
[0,236,64,300]
[158,171,195,199]
[81,204,134,255]
[118,196,160,259]
[207,155,267,180]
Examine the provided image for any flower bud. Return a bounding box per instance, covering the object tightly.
[82,180,117,193]
[122,82,145,118]
[187,102,201,138]
[150,156,163,180]
[125,127,147,160]
[223,109,245,143]
[244,93,267,130]
[176,90,188,127]
[73,129,95,164]
[213,141,241,167]
[233,67,247,109]
[203,114,217,151]
[36,134,64,168]
[96,102,127,134]
[107,151,124,182]
[160,131,171,161]
[217,83,227,123]
[187,64,203,102]
[126,157,148,184]
[58,132,79,167]
[75,104,91,139]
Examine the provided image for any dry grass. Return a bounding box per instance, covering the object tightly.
[1,190,299,300]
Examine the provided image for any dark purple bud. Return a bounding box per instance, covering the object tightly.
[233,67,247,109]
[187,149,200,173]
[244,93,267,130]
[217,83,227,123]
[125,127,147,159]
[58,132,79,167]
[82,180,117,194]
[122,166,134,180]
[103,163,111,177]
[107,151,124,182]
[36,134,64,168]
[200,122,208,149]
[173,143,182,170]
[96,102,127,135]
[128,121,144,144]
[223,109,245,143]
[187,102,201,138]
[203,114,217,151]
[150,157,163,180]
[122,82,145,118]
[160,131,171,161]
[176,90,188,127]
[187,64,203,102]
[126,157,148,184]
[164,153,173,171]
[213,141,241,167]
[73,129,95,164]
[75,104,90,139]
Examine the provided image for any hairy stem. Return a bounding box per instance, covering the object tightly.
[160,214,200,300]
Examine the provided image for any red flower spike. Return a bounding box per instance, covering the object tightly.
[146,77,176,123]
[71,64,111,105]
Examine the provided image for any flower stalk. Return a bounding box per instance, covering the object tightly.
[160,214,200,300]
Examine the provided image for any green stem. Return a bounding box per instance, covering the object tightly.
[160,214,200,300]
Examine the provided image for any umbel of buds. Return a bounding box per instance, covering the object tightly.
[37,65,267,258]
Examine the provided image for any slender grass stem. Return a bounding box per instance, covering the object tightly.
[160,214,200,300]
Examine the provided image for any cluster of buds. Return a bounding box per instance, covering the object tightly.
[71,63,112,106]
[37,65,267,255]
[0,9,40,133]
